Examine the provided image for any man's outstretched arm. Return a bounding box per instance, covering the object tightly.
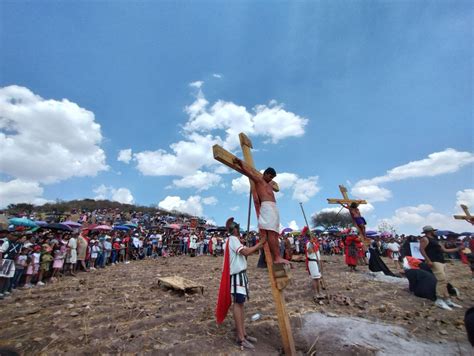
[233,157,262,182]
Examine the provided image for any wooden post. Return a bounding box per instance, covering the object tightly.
[212,134,296,355]
[453,204,474,224]
[327,185,368,242]
[239,133,296,356]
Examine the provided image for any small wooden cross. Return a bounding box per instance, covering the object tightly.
[327,185,367,205]
[213,133,296,356]
[327,185,368,241]
[453,204,474,224]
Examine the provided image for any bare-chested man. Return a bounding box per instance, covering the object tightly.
[233,157,289,264]
[341,202,367,238]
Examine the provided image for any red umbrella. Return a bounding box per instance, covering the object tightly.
[165,223,181,230]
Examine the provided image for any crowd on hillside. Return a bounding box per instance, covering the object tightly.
[1,208,473,303]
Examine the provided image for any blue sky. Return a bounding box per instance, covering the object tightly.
[0,1,472,234]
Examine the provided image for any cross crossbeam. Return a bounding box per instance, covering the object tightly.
[453,204,474,223]
[213,134,295,355]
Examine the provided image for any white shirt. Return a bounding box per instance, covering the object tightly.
[227,235,247,275]
[387,242,400,252]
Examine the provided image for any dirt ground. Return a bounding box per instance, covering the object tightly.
[0,254,472,355]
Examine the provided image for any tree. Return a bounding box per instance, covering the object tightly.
[312,211,353,229]
[7,203,35,216]
[377,220,397,236]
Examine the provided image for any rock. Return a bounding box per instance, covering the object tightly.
[53,310,62,316]
[70,311,79,317]
[67,304,74,309]
[439,330,448,336]
[50,333,59,340]
[33,337,42,342]
[326,312,338,318]
[378,305,387,313]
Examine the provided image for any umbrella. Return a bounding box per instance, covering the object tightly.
[9,217,38,228]
[181,229,190,234]
[311,228,324,233]
[281,227,293,234]
[34,220,48,226]
[113,225,131,231]
[62,220,82,228]
[124,223,138,228]
[366,230,378,236]
[436,230,455,237]
[166,223,180,230]
[459,232,474,236]
[380,231,392,238]
[327,227,340,233]
[93,225,113,231]
[44,223,73,231]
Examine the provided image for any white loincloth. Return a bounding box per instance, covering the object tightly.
[258,201,280,233]
[308,260,321,279]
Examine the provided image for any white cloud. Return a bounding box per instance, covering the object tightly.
[172,171,221,191]
[0,85,108,184]
[111,188,134,204]
[134,133,221,177]
[231,171,320,203]
[292,176,320,203]
[117,149,132,164]
[158,195,205,217]
[455,189,474,212]
[0,179,49,207]
[352,149,474,202]
[212,73,222,79]
[230,206,240,211]
[381,203,470,235]
[231,175,251,194]
[202,196,218,205]
[93,185,134,204]
[189,81,203,89]
[288,220,299,230]
[352,184,392,202]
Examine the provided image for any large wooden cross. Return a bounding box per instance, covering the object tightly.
[327,185,368,240]
[213,133,296,356]
[454,204,474,225]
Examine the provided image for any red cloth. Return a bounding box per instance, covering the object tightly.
[215,240,231,324]
[345,235,358,266]
[208,239,213,255]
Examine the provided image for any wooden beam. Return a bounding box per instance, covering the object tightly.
[453,204,473,221]
[327,199,367,205]
[213,143,279,192]
[238,133,296,356]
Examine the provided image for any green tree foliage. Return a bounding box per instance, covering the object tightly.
[311,211,353,229]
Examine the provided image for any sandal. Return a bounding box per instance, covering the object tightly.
[237,338,255,350]
[245,335,258,343]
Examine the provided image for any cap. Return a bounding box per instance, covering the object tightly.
[422,225,437,234]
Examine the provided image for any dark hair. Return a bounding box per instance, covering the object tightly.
[264,167,276,176]
[350,202,358,208]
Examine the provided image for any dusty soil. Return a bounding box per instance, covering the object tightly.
[0,254,472,355]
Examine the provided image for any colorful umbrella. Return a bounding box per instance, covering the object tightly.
[9,217,38,228]
[281,227,293,234]
[166,223,180,230]
[124,223,138,228]
[44,223,73,231]
[366,230,378,236]
[34,220,48,226]
[93,225,113,231]
[62,220,82,228]
[113,225,131,231]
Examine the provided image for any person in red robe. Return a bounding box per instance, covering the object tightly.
[345,232,360,272]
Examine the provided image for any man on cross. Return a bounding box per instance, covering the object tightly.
[233,158,290,264]
[341,202,367,238]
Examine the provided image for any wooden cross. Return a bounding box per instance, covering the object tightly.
[327,185,368,240]
[454,204,474,224]
[213,133,296,356]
